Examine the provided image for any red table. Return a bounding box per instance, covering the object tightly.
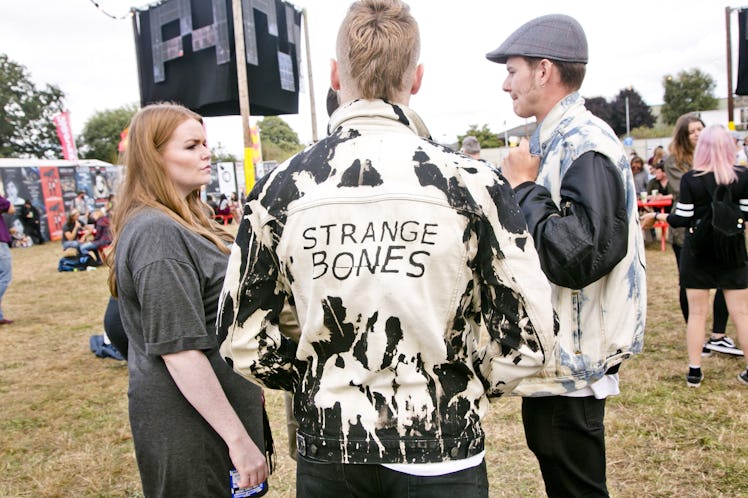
[638,198,673,251]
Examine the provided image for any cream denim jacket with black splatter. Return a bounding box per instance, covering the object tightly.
[218,99,556,464]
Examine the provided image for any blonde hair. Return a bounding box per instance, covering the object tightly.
[652,146,665,164]
[66,209,80,226]
[336,0,420,101]
[108,103,232,296]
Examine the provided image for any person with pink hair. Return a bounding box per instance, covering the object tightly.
[644,124,748,387]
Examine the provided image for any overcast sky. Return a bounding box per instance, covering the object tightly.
[0,0,742,157]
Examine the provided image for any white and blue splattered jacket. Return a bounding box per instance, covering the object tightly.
[512,93,647,396]
[217,99,556,464]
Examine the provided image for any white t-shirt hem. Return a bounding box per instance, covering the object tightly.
[381,451,485,477]
[562,373,620,399]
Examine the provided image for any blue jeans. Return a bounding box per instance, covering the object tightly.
[296,455,488,498]
[62,240,80,251]
[0,243,12,320]
[80,241,102,262]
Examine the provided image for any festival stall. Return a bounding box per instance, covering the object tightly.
[0,158,120,242]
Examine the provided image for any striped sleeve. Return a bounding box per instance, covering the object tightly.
[674,202,694,218]
[666,173,697,229]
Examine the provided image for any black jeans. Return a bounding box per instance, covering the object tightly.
[522,396,609,498]
[296,455,488,498]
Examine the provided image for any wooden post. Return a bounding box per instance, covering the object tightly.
[303,9,318,143]
[727,6,735,129]
[232,0,255,193]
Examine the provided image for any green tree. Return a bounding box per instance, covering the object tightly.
[660,68,718,125]
[257,116,304,162]
[630,124,674,139]
[457,124,501,149]
[210,142,238,163]
[77,104,138,163]
[584,96,612,126]
[609,87,655,136]
[0,53,66,158]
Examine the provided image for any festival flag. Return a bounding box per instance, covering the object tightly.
[53,112,79,161]
[250,125,261,163]
[118,127,129,152]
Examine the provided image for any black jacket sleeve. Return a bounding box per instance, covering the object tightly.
[512,151,629,289]
[666,174,694,228]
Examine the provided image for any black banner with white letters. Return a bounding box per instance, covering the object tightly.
[133,0,302,116]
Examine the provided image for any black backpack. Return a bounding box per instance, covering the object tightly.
[688,183,746,265]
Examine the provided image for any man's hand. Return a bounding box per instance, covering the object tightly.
[640,212,657,229]
[501,138,540,188]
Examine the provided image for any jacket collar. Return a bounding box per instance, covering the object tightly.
[328,99,431,139]
[530,92,584,156]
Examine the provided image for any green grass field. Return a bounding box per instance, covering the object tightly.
[0,241,746,497]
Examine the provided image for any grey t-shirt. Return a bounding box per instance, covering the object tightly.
[116,208,265,497]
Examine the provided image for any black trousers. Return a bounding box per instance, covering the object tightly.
[103,296,127,360]
[23,222,43,245]
[296,455,488,498]
[522,396,609,498]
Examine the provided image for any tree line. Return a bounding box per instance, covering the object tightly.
[458,68,718,149]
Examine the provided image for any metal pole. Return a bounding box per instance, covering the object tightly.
[727,6,735,129]
[302,9,318,143]
[232,0,255,192]
[625,96,630,136]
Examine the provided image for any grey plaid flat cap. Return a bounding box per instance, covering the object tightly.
[486,14,588,64]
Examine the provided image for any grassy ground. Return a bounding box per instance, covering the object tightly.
[0,241,747,497]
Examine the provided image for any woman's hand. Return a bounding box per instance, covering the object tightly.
[163,350,268,489]
[228,435,269,489]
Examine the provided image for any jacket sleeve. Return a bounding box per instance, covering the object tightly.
[217,184,300,393]
[512,151,629,290]
[472,173,557,398]
[666,174,694,228]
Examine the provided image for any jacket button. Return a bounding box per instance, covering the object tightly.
[296,434,306,456]
[310,444,318,456]
[450,447,459,457]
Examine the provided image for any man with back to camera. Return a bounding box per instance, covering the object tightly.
[485,14,647,497]
[217,1,557,496]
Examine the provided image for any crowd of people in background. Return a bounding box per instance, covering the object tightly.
[638,114,745,365]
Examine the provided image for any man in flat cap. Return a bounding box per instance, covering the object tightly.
[486,14,646,498]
